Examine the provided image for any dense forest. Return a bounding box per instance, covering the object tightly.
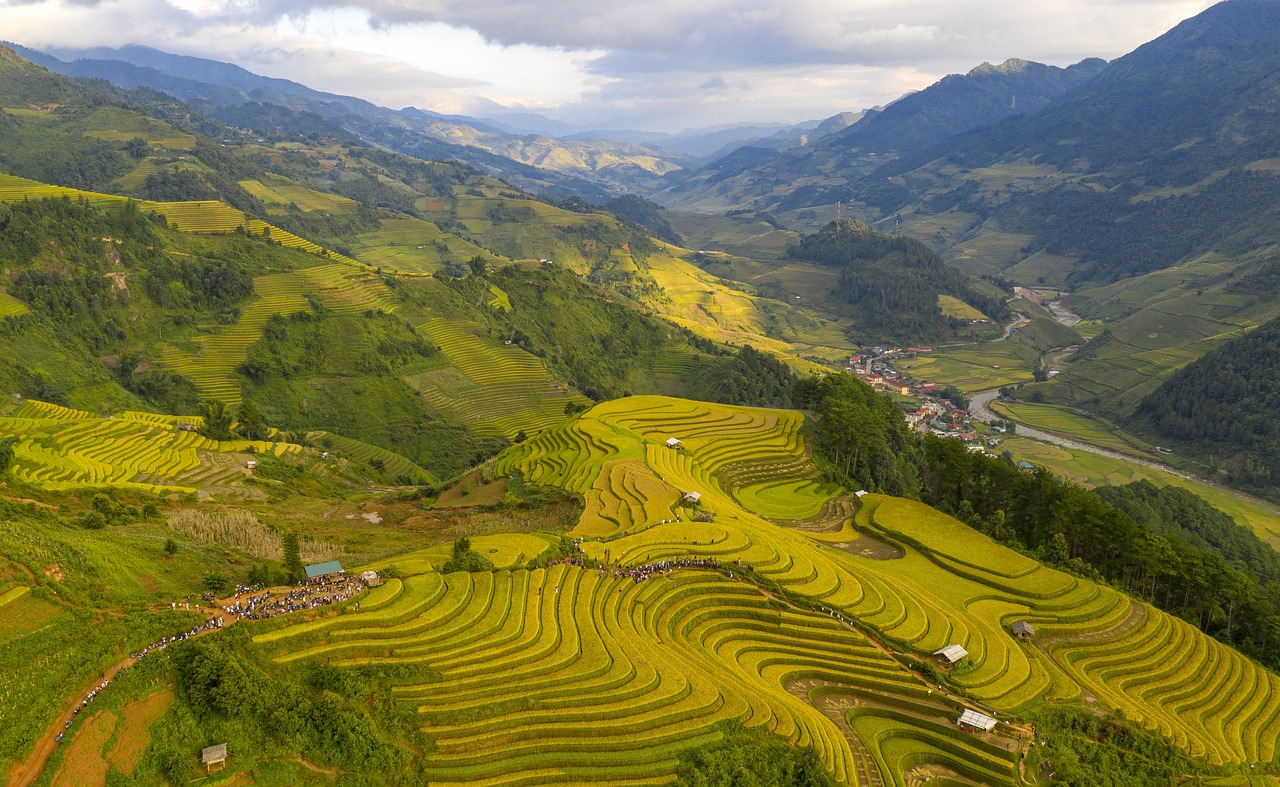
[799,371,1280,673]
[1127,315,1280,502]
[789,219,1007,342]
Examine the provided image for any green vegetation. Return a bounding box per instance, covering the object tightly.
[1128,314,1280,502]
[790,219,1008,343]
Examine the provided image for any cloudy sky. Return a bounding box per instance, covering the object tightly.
[2,0,1216,132]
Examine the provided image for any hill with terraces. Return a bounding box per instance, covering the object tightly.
[4,35,1280,787]
[4,395,1274,785]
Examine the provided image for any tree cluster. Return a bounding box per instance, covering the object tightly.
[789,219,1007,343]
[803,371,1280,672]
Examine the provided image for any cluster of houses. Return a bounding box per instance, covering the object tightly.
[846,348,997,455]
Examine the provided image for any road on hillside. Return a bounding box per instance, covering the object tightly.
[969,389,1280,519]
[1000,313,1029,340]
[6,607,233,787]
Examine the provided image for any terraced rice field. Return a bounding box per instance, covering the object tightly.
[0,400,298,495]
[238,176,358,213]
[310,431,433,484]
[350,216,494,275]
[253,561,992,786]
[484,396,1280,771]
[156,273,311,404]
[294,263,397,314]
[0,173,124,209]
[408,318,590,438]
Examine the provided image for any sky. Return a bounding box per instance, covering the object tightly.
[0,0,1218,132]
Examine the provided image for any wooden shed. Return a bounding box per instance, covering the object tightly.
[201,743,227,772]
[933,644,969,665]
[1012,620,1035,639]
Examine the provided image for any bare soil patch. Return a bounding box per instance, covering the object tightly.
[52,710,117,787]
[107,687,174,775]
[829,533,905,560]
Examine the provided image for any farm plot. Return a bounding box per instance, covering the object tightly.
[238,175,358,214]
[251,560,939,786]
[156,273,310,404]
[350,216,494,275]
[0,401,296,495]
[0,291,29,318]
[489,395,1280,765]
[409,318,590,439]
[294,263,396,314]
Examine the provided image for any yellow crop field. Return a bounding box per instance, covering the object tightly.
[0,400,298,495]
[409,318,589,438]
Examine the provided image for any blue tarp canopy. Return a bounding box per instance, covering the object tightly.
[304,560,344,578]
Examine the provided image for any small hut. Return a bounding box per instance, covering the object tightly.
[682,491,702,504]
[360,569,384,587]
[1012,620,1035,639]
[933,644,969,665]
[957,709,997,733]
[244,458,258,470]
[201,743,227,772]
[665,438,683,449]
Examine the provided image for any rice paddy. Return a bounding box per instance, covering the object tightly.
[0,399,298,495]
[407,318,590,439]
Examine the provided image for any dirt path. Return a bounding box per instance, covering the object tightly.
[5,604,239,787]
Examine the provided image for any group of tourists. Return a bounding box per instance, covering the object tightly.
[220,576,364,621]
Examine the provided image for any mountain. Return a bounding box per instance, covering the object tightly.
[821,58,1108,158]
[8,31,1280,787]
[653,57,1105,210]
[6,43,691,198]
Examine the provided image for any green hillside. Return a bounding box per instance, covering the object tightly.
[1128,314,1280,501]
[3,394,1272,785]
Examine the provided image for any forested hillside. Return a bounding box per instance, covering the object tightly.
[790,218,1007,342]
[1128,315,1280,501]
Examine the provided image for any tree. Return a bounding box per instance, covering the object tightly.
[236,399,268,441]
[203,572,229,595]
[115,349,143,387]
[467,255,488,277]
[442,537,494,573]
[513,430,528,443]
[198,400,235,441]
[123,137,149,159]
[0,436,16,474]
[282,532,304,581]
[164,538,179,558]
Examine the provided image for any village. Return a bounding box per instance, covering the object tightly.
[845,347,1012,460]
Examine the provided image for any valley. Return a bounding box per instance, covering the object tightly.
[2,4,1280,784]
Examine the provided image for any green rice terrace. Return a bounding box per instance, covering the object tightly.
[0,398,297,496]
[3,396,1266,785]
[408,317,593,439]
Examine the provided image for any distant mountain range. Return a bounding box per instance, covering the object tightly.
[6,43,860,198]
[653,57,1108,211]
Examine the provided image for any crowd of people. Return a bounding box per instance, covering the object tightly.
[220,575,364,622]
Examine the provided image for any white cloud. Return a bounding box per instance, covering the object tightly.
[0,0,1219,130]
